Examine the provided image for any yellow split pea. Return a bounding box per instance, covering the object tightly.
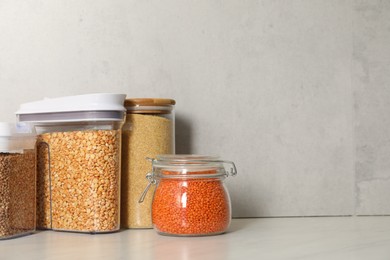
[36,129,121,233]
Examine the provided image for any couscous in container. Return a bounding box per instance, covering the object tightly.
[121,98,175,229]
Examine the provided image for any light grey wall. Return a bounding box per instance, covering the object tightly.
[354,0,390,215]
[0,0,388,217]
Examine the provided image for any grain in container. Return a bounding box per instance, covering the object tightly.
[0,122,36,239]
[139,155,237,236]
[16,93,126,233]
[121,98,175,229]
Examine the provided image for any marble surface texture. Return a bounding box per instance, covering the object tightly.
[1,217,390,260]
[0,0,389,217]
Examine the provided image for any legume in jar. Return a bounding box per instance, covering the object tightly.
[37,129,121,233]
[141,155,237,236]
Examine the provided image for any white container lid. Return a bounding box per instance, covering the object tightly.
[0,122,36,153]
[16,93,126,123]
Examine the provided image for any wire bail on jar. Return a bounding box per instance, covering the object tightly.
[138,172,157,203]
[138,157,237,203]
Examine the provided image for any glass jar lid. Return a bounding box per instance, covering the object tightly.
[138,154,237,203]
[150,154,237,178]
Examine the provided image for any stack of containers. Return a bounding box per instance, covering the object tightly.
[0,93,237,239]
[0,123,36,239]
[16,93,126,233]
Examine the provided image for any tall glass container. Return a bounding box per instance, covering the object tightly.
[121,98,175,228]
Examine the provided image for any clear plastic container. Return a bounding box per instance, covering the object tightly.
[0,122,36,239]
[16,93,126,233]
[121,98,175,229]
[139,155,237,236]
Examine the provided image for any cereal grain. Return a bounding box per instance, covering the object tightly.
[121,114,173,228]
[0,151,35,239]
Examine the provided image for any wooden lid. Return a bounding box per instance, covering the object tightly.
[125,98,175,114]
[124,98,176,107]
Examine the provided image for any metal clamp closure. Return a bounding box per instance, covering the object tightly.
[138,172,156,203]
[138,158,237,203]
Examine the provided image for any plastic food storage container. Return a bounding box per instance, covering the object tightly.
[0,122,36,239]
[16,93,126,233]
[139,155,237,236]
[121,98,175,229]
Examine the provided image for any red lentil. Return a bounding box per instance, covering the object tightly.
[152,170,231,236]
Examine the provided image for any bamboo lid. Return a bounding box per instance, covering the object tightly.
[125,98,175,107]
[125,98,175,114]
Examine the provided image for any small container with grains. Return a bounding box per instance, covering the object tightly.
[121,98,175,229]
[139,155,237,236]
[0,122,36,239]
[16,93,126,233]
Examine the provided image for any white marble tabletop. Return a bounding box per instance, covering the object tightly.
[1,217,390,259]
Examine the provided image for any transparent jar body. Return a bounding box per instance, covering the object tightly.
[0,149,36,239]
[153,171,231,236]
[144,155,237,236]
[121,98,175,229]
[35,121,123,233]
